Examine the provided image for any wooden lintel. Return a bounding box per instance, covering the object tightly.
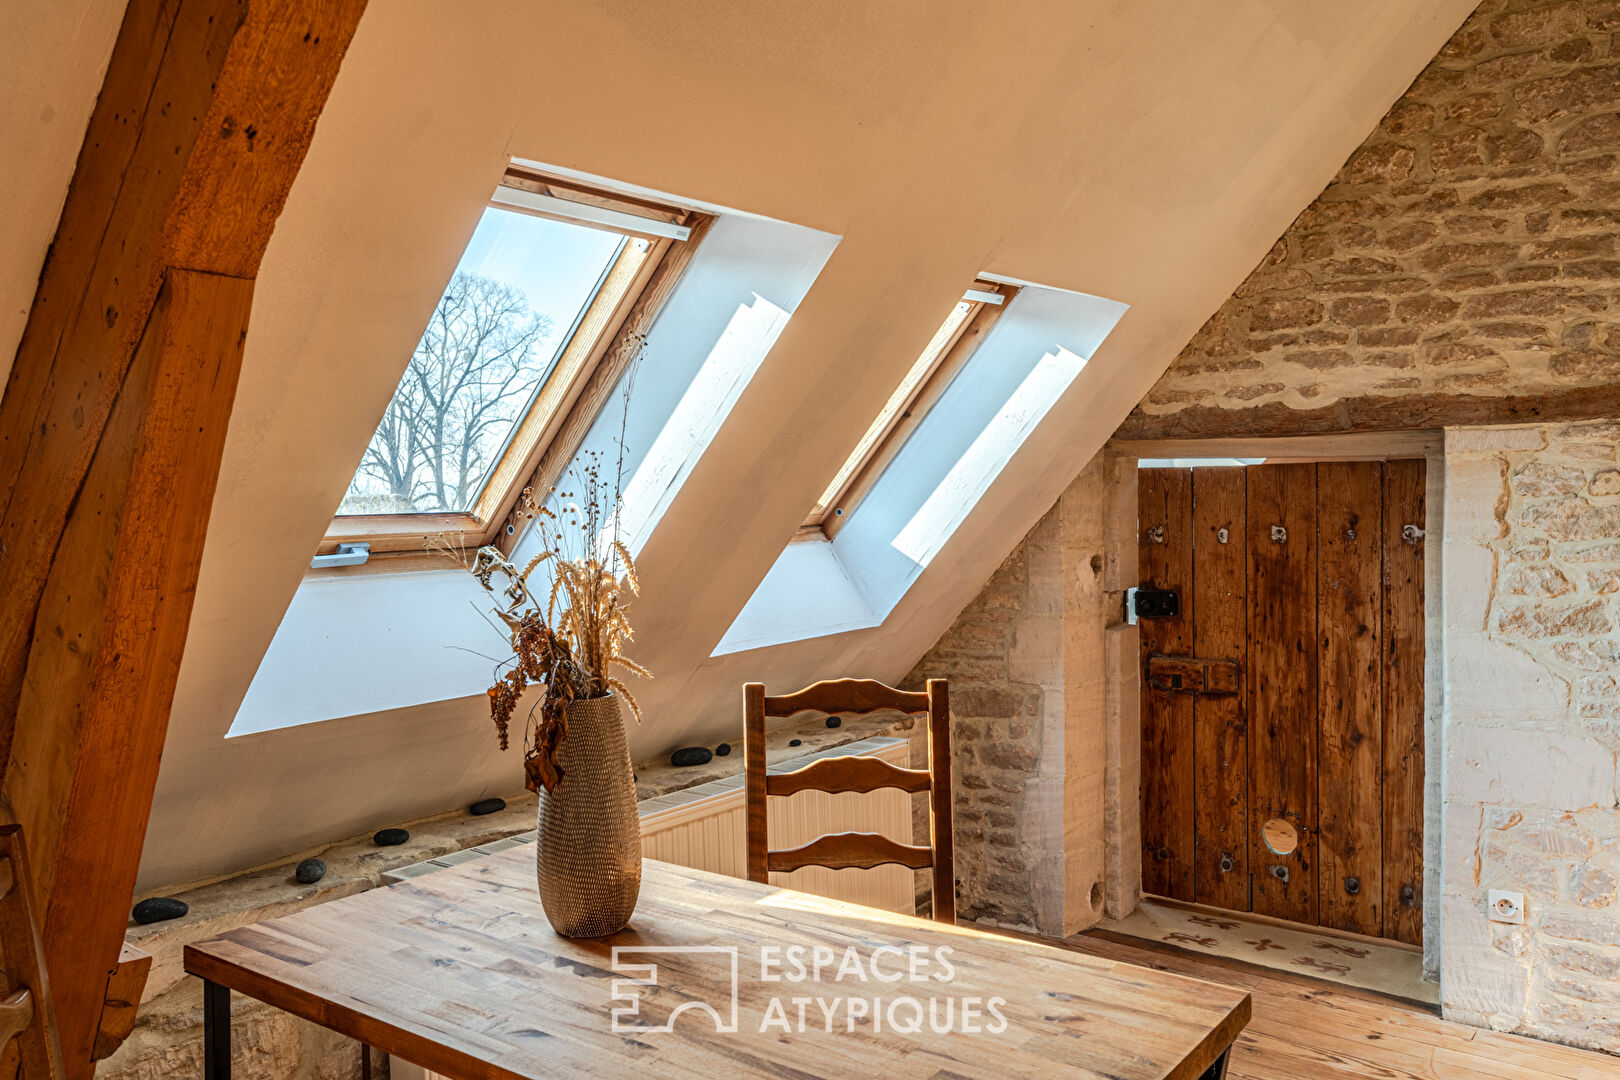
[1113,384,1620,441]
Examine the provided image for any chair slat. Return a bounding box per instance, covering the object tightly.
[743,676,954,923]
[762,679,928,717]
[767,832,935,874]
[0,989,33,1052]
[766,756,932,798]
[0,825,64,1080]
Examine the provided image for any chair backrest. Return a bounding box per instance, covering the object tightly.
[742,678,954,923]
[0,826,63,1080]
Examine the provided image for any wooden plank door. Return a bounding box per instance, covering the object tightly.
[1382,459,1427,946]
[1247,462,1319,925]
[1138,468,1195,901]
[1316,462,1383,935]
[1138,460,1425,943]
[1191,469,1248,912]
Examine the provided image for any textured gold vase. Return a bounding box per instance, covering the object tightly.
[536,693,642,937]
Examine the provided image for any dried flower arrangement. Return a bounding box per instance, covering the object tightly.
[431,450,649,793]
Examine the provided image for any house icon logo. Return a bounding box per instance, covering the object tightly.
[610,946,740,1033]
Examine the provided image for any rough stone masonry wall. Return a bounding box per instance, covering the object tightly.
[1443,419,1620,1052]
[1120,0,1620,437]
[903,454,1125,938]
[904,519,1051,931]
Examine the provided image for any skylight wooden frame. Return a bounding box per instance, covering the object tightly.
[317,170,711,570]
[804,280,1018,540]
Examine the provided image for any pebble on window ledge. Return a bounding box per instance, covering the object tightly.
[670,746,713,767]
[132,897,188,925]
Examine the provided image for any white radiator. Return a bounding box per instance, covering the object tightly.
[637,736,916,914]
[384,736,918,916]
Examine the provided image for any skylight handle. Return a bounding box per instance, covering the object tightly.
[310,542,370,569]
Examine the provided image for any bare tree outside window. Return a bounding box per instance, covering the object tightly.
[340,272,554,514]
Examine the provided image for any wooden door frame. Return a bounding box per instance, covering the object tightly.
[1104,429,1444,981]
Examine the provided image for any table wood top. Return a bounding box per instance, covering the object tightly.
[184,852,1249,1080]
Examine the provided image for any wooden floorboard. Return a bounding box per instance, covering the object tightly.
[1056,930,1619,1080]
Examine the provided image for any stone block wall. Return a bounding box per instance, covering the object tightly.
[1442,419,1620,1051]
[904,455,1122,937]
[907,525,1048,930]
[1120,0,1620,438]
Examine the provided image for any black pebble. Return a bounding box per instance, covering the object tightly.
[670,746,713,768]
[295,858,326,885]
[374,828,409,846]
[826,716,842,728]
[132,897,188,925]
[715,742,731,757]
[469,797,506,816]
[788,739,802,747]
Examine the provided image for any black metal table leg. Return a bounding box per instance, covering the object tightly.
[203,980,230,1080]
[1197,1046,1232,1080]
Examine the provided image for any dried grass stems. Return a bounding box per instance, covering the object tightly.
[431,447,648,794]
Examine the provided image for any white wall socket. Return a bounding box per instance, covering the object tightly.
[1488,889,1525,925]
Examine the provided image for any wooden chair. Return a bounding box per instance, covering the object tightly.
[0,825,63,1080]
[743,678,954,923]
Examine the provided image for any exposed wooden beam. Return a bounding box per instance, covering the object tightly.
[0,0,366,747]
[92,944,152,1062]
[0,2,368,1076]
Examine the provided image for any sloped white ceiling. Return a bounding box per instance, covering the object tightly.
[0,0,127,387]
[111,0,1478,888]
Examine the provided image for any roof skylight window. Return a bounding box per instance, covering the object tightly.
[319,168,708,566]
[805,280,1016,535]
[338,211,626,516]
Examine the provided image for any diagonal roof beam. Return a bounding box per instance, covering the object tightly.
[0,2,368,1075]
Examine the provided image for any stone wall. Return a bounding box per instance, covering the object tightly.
[1119,0,1620,439]
[903,454,1126,937]
[1442,419,1620,1051]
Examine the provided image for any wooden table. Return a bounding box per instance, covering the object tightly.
[184,852,1249,1080]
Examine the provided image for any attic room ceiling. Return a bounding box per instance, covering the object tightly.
[0,0,127,387]
[0,1,1479,889]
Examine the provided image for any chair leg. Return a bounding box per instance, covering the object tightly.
[203,981,230,1080]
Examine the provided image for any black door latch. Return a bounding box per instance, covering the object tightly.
[1125,586,1180,623]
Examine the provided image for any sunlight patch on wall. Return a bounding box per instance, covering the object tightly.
[616,293,791,555]
[891,346,1086,568]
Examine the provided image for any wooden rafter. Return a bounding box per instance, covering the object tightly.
[0,2,368,1076]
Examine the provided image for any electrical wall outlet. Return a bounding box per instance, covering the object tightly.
[1487,889,1525,925]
